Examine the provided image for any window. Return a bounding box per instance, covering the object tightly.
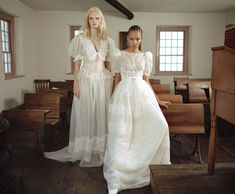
[70,25,81,73]
[119,31,128,50]
[70,25,81,38]
[0,11,15,79]
[156,26,189,75]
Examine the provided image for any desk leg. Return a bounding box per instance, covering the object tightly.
[208,115,217,174]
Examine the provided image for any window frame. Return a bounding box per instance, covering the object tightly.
[69,25,81,74]
[0,10,16,79]
[156,26,189,75]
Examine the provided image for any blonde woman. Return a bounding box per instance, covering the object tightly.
[45,7,120,167]
[103,25,171,194]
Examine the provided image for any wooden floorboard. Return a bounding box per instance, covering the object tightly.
[150,163,235,194]
[4,119,235,194]
[23,160,69,194]
[74,167,107,194]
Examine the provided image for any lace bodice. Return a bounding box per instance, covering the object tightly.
[68,32,120,73]
[114,51,153,79]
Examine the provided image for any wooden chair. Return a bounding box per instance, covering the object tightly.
[2,109,45,155]
[34,79,51,93]
[162,103,205,163]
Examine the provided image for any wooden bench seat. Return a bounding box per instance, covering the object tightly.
[16,93,64,145]
[40,89,70,124]
[149,79,161,85]
[44,118,60,126]
[19,93,61,124]
[39,88,68,97]
[49,80,73,91]
[173,77,211,103]
[158,94,183,104]
[162,103,205,162]
[162,104,205,134]
[174,76,189,90]
[48,80,73,116]
[2,109,45,154]
[152,84,171,94]
[188,78,211,103]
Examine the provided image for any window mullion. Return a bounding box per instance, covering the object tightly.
[0,11,15,78]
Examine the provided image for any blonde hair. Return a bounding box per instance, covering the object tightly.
[83,7,107,40]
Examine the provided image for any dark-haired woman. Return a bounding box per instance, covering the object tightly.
[103,25,171,194]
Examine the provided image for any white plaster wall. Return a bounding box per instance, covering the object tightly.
[0,0,36,111]
[226,8,235,25]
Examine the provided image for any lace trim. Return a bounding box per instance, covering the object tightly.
[68,137,106,164]
[77,67,113,80]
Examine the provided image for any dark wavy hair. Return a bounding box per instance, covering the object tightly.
[127,25,142,50]
[127,25,143,37]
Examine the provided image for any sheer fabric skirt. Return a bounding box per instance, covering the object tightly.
[44,68,112,167]
[103,78,171,190]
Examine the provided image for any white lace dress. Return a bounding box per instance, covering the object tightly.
[103,51,171,191]
[44,33,120,167]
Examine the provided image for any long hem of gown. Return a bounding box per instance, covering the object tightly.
[108,178,150,192]
[44,146,104,167]
[44,136,106,167]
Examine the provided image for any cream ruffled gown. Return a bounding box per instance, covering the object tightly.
[44,32,120,167]
[103,51,171,191]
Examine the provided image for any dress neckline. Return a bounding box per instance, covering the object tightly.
[86,36,103,53]
[123,50,144,54]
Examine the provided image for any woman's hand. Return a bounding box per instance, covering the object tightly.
[73,80,80,99]
[105,60,111,72]
[158,100,171,108]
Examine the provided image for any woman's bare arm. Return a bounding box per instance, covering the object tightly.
[105,60,111,72]
[73,60,81,98]
[112,73,121,94]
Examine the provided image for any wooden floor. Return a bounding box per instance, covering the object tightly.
[150,163,235,194]
[6,118,235,194]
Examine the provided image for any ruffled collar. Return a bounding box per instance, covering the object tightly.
[81,34,107,61]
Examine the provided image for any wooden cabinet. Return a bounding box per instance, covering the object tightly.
[208,46,235,174]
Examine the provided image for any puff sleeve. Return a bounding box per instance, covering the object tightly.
[106,38,121,63]
[68,32,83,62]
[144,51,153,76]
